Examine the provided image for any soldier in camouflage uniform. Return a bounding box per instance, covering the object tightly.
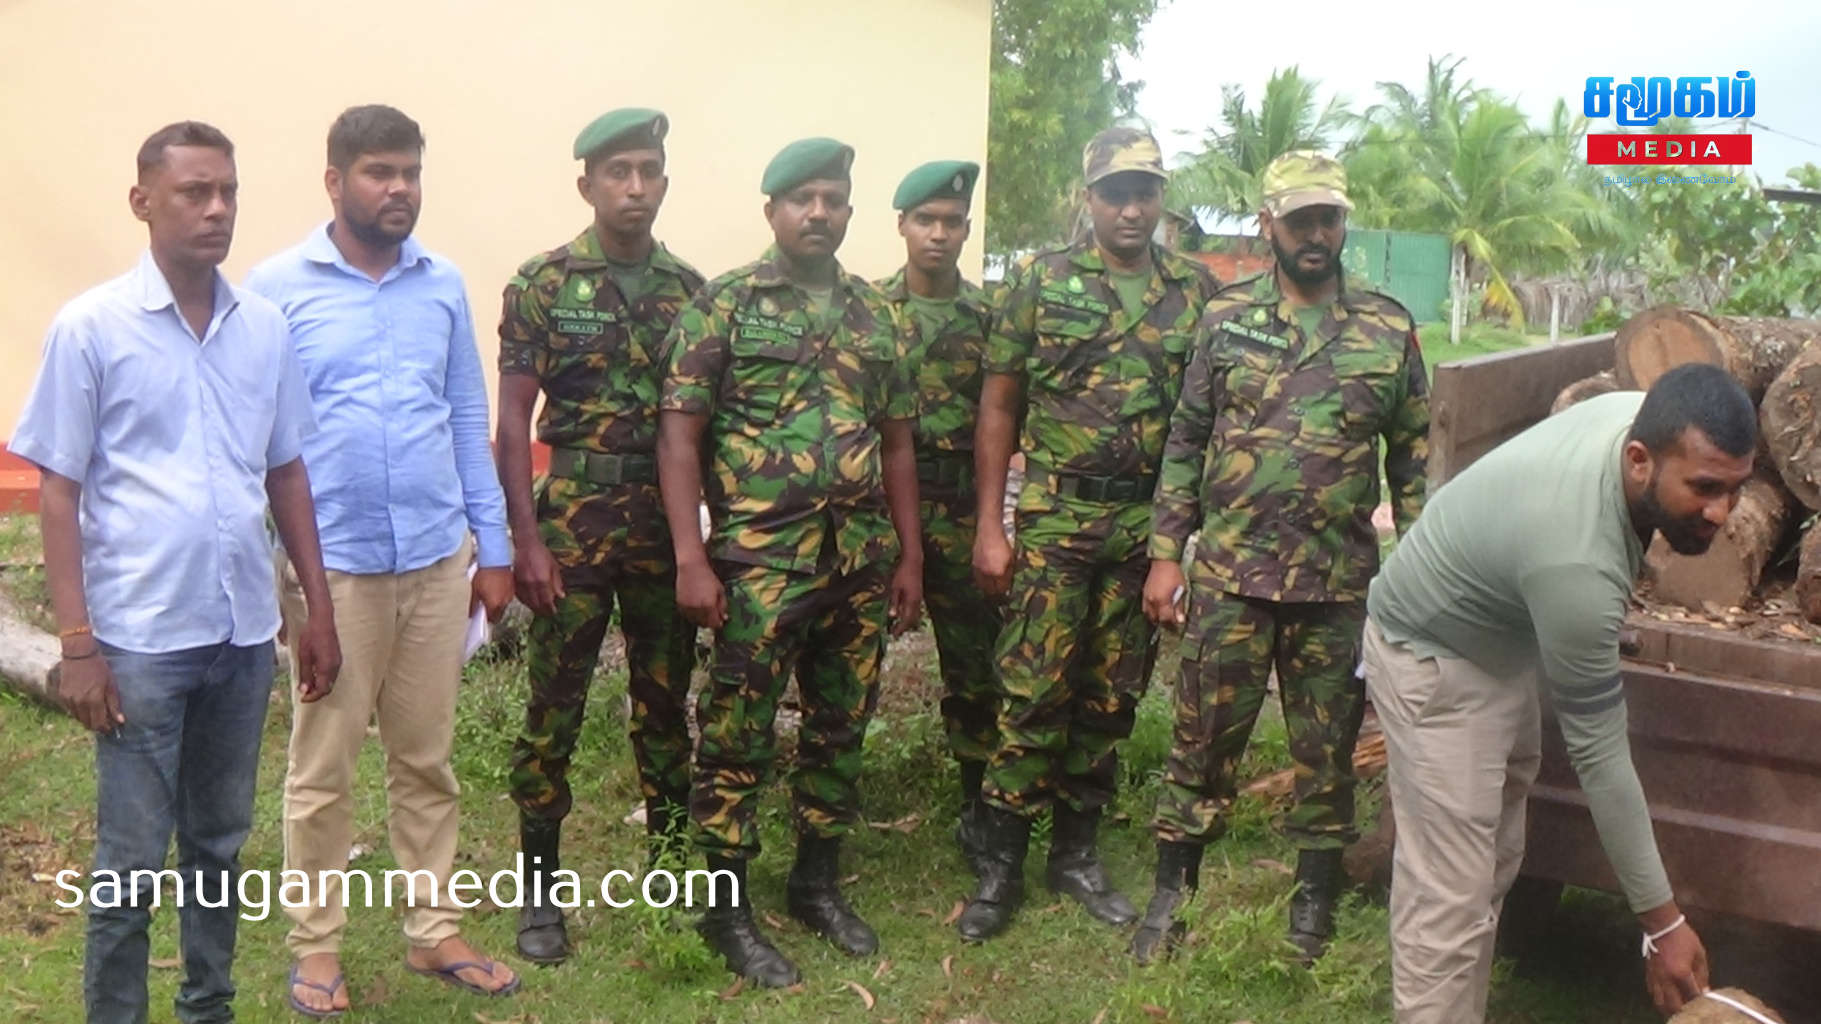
[959,127,1220,942]
[494,109,703,964]
[656,137,924,987]
[874,160,1001,872]
[1130,151,1429,966]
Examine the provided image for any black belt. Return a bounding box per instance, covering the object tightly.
[1027,465,1157,503]
[916,452,973,490]
[547,447,657,486]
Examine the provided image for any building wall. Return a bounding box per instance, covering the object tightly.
[0,0,992,435]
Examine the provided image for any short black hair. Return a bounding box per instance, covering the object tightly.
[136,121,233,181]
[1629,363,1756,457]
[326,104,423,171]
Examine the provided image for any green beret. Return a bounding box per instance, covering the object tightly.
[761,137,855,196]
[893,160,979,211]
[573,107,668,162]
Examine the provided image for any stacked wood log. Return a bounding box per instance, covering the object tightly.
[1553,309,1821,624]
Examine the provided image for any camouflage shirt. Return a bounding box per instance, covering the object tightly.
[983,240,1219,487]
[660,246,916,575]
[1150,272,1429,602]
[875,269,992,456]
[498,228,704,454]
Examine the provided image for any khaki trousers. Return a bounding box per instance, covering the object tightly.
[279,537,472,955]
[1361,617,1542,1024]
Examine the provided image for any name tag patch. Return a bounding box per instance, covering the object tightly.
[1038,287,1111,316]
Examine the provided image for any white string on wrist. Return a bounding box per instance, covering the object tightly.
[1640,913,1687,958]
[1699,990,1782,1024]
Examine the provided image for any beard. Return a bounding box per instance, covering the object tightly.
[346,202,417,248]
[1639,473,1720,555]
[1272,233,1340,288]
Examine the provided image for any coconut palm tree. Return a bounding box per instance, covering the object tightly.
[1346,58,1618,337]
[1166,67,1352,217]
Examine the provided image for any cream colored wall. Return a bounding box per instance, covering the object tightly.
[0,0,991,435]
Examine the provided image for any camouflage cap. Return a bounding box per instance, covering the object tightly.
[1260,150,1352,217]
[761,137,854,196]
[1082,126,1167,187]
[573,107,667,162]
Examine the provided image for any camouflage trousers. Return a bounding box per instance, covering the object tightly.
[691,558,889,859]
[922,491,1002,764]
[1152,588,1367,850]
[983,498,1158,816]
[509,479,697,822]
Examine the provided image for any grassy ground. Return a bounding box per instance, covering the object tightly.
[1418,321,1544,375]
[0,512,1667,1024]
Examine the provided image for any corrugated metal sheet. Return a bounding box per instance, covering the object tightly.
[1345,229,1451,323]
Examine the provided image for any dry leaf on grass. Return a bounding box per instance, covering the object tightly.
[842,980,877,1011]
[871,958,891,980]
[1142,1006,1170,1021]
[718,977,745,1000]
[148,957,180,969]
[942,899,965,925]
[1091,1010,1109,1024]
[761,910,789,931]
[940,954,955,979]
[865,813,922,834]
[1252,858,1294,876]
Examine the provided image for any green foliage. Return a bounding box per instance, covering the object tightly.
[1344,57,1624,325]
[986,0,1162,257]
[1165,67,1353,217]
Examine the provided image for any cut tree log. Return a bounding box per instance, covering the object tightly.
[1549,369,1625,414]
[1613,307,1818,400]
[1645,468,1800,612]
[0,593,61,710]
[1762,343,1821,511]
[1798,527,1821,625]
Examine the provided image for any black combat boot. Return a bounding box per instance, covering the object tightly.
[785,834,878,956]
[696,855,801,988]
[516,816,570,964]
[955,761,987,874]
[1046,803,1137,926]
[956,805,1031,942]
[1287,847,1345,965]
[1130,840,1203,964]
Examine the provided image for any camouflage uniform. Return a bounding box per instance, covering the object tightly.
[660,246,914,859]
[876,269,1001,764]
[1150,269,1429,850]
[981,240,1220,815]
[499,228,704,822]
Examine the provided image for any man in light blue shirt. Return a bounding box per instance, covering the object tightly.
[245,105,518,1013]
[9,120,340,1024]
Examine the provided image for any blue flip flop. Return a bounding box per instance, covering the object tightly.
[286,964,347,1019]
[405,957,522,998]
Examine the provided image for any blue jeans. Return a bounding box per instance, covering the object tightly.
[84,640,274,1024]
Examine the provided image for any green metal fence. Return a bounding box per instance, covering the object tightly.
[1341,229,1451,323]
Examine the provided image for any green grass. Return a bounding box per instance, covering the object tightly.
[0,514,1663,1023]
[0,511,49,631]
[1419,321,1544,378]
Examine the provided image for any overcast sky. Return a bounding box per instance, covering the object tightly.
[1122,0,1821,187]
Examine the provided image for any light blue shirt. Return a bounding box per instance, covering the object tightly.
[245,224,510,574]
[8,251,315,653]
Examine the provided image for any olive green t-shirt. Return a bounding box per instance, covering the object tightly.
[604,256,651,304]
[906,292,958,343]
[1109,268,1151,317]
[1367,391,1671,912]
[1292,302,1327,341]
